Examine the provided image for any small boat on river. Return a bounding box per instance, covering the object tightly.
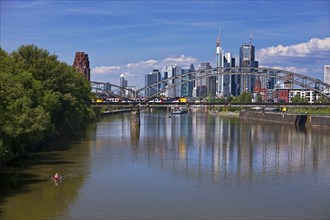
[51,173,63,182]
[172,107,188,114]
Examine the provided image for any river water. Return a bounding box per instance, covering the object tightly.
[1,110,329,219]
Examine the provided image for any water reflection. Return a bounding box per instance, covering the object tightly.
[0,125,94,220]
[125,111,330,185]
[1,111,329,219]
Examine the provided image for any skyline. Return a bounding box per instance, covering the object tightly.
[1,0,329,88]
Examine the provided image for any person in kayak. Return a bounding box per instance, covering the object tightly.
[54,173,61,181]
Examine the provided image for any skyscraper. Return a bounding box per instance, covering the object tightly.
[215,30,236,98]
[181,64,195,97]
[226,54,238,96]
[324,65,330,93]
[120,73,128,87]
[145,69,161,96]
[73,52,90,81]
[216,30,225,97]
[196,62,212,97]
[239,37,258,94]
[119,74,128,96]
[162,65,182,98]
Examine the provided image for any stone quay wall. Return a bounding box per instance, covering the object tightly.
[239,111,330,128]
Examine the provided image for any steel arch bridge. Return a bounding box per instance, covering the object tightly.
[91,67,330,101]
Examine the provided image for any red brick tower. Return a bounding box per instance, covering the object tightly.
[73,52,90,81]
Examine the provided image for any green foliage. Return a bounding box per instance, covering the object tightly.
[256,94,262,103]
[292,94,307,103]
[315,95,330,103]
[0,45,95,164]
[231,92,252,103]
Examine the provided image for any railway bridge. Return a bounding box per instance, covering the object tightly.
[91,67,330,102]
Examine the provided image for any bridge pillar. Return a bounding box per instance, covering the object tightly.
[131,106,140,126]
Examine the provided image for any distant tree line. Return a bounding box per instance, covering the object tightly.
[0,45,96,164]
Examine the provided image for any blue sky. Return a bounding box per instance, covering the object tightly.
[1,0,329,88]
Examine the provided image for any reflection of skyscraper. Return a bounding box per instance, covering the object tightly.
[239,37,258,94]
[324,65,330,93]
[73,52,90,81]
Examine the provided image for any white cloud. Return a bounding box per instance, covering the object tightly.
[126,59,159,69]
[270,66,308,75]
[256,37,329,80]
[124,55,197,71]
[92,65,120,74]
[163,54,198,64]
[256,37,330,63]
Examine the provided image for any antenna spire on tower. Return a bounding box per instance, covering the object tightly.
[250,32,252,45]
[217,28,221,47]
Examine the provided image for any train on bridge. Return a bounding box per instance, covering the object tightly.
[93,97,188,104]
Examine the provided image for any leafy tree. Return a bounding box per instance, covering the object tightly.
[0,45,95,164]
[231,92,252,103]
[256,94,263,103]
[292,94,307,103]
[11,45,95,134]
[315,95,330,103]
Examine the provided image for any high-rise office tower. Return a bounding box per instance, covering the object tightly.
[225,54,238,96]
[162,66,173,97]
[162,65,183,98]
[120,73,128,87]
[196,62,212,97]
[239,37,258,94]
[181,64,195,97]
[145,69,161,96]
[216,30,225,97]
[173,66,182,98]
[73,52,90,81]
[325,65,330,93]
[119,74,128,96]
[223,52,233,97]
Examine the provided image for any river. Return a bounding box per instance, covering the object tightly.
[1,110,329,219]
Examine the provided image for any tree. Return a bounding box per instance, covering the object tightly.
[0,45,96,164]
[256,94,263,103]
[292,94,307,103]
[231,92,252,103]
[315,95,330,103]
[11,45,95,134]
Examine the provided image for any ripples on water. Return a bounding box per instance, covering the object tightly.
[1,111,329,219]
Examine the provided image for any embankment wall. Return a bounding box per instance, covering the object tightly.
[239,111,330,127]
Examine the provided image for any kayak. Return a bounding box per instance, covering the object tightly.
[51,175,62,181]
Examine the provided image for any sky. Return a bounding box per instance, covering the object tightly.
[1,0,329,88]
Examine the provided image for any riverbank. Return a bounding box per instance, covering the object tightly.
[100,109,132,115]
[239,111,330,128]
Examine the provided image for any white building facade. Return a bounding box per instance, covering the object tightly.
[289,89,321,103]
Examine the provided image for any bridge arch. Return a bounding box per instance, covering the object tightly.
[91,67,330,101]
[91,81,137,99]
[136,67,330,101]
